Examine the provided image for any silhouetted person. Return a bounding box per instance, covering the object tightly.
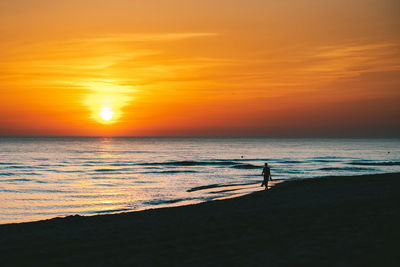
[261,163,272,190]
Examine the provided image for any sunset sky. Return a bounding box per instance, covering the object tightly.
[0,0,399,136]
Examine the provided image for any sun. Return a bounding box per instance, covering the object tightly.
[99,106,114,121]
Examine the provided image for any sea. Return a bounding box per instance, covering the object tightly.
[0,137,399,224]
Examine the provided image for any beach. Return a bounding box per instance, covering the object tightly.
[1,0,399,266]
[2,137,399,224]
[0,172,399,266]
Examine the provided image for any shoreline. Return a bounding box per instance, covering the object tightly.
[1,172,399,266]
[0,173,375,226]
[0,172,389,226]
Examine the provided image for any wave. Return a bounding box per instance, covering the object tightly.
[319,167,375,171]
[67,194,124,199]
[94,183,118,187]
[28,188,73,193]
[85,208,131,214]
[1,178,32,182]
[0,188,72,194]
[0,172,42,176]
[38,164,67,167]
[80,161,138,167]
[187,181,259,192]
[69,150,152,154]
[236,158,271,162]
[235,158,303,163]
[187,184,222,192]
[88,171,126,175]
[142,160,239,166]
[230,164,260,169]
[109,163,135,167]
[83,159,262,169]
[1,165,43,169]
[33,158,49,161]
[139,170,199,174]
[143,197,202,205]
[278,160,302,164]
[309,159,341,163]
[81,160,105,164]
[139,160,261,170]
[46,169,86,173]
[313,156,355,159]
[0,172,14,176]
[82,160,133,164]
[207,188,242,194]
[137,158,374,168]
[94,168,118,172]
[349,161,400,166]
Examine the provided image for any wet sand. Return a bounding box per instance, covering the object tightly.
[0,173,399,266]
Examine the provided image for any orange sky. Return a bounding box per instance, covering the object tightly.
[0,0,399,136]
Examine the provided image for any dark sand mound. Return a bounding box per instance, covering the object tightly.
[0,173,399,266]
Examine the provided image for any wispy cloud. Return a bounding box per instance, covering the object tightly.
[183,41,400,95]
[304,43,400,78]
[0,31,221,124]
[83,32,219,44]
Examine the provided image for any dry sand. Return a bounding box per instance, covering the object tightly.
[0,173,399,266]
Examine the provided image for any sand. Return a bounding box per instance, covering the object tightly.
[0,173,399,266]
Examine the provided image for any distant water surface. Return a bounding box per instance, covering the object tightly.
[0,137,399,224]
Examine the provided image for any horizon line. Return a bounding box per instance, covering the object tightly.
[0,135,399,139]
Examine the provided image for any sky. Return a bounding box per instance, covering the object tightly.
[0,0,399,137]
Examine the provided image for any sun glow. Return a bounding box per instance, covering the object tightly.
[81,79,134,125]
[100,106,114,122]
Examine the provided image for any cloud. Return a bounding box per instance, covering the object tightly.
[304,42,400,79]
[82,32,219,44]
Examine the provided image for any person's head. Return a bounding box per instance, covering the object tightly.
[265,163,268,166]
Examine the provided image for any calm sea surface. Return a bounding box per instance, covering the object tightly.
[1,137,399,224]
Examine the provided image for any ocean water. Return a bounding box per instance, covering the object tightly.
[0,137,399,224]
